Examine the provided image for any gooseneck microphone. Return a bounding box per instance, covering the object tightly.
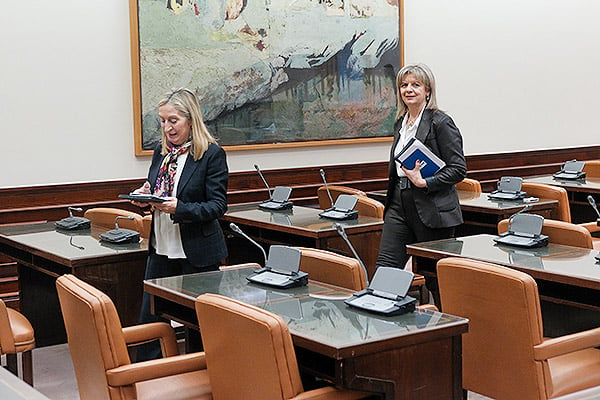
[229,223,267,267]
[254,164,273,198]
[507,204,532,232]
[587,195,600,219]
[68,206,83,217]
[114,215,134,230]
[320,168,334,207]
[334,223,369,286]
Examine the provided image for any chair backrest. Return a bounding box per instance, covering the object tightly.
[317,185,366,209]
[354,196,384,219]
[141,214,152,239]
[437,257,547,400]
[0,299,15,354]
[455,178,482,193]
[498,218,593,249]
[521,182,571,223]
[56,274,131,400]
[296,247,367,291]
[84,208,144,232]
[583,160,600,178]
[195,293,304,400]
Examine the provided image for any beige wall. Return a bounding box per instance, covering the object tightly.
[1,0,598,188]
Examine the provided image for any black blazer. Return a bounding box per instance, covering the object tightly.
[147,142,229,267]
[385,109,467,229]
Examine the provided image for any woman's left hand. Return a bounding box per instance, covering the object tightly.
[153,197,178,214]
[402,161,428,188]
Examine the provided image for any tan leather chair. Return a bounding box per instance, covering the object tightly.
[519,183,600,249]
[56,274,211,400]
[521,182,572,223]
[498,218,593,249]
[140,214,152,239]
[0,299,35,385]
[317,185,366,210]
[354,195,384,219]
[195,293,371,400]
[438,257,600,400]
[455,178,482,193]
[296,247,367,291]
[84,207,144,233]
[583,160,600,177]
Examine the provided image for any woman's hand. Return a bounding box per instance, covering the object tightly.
[153,197,178,214]
[402,161,427,188]
[130,181,151,207]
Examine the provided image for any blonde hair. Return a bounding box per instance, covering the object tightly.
[158,88,217,161]
[395,63,438,121]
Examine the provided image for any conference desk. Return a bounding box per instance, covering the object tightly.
[0,222,147,346]
[221,203,383,278]
[407,234,600,336]
[144,267,468,400]
[367,190,559,235]
[525,175,600,223]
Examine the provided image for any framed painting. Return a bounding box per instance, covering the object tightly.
[129,0,403,155]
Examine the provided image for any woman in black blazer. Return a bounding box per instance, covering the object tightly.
[132,87,229,360]
[376,64,466,305]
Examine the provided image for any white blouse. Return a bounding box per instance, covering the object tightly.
[394,107,425,178]
[152,153,188,259]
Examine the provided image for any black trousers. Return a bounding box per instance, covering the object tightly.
[136,253,219,362]
[376,182,455,305]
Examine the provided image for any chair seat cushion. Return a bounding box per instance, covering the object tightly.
[135,370,212,400]
[548,347,600,398]
[7,308,35,351]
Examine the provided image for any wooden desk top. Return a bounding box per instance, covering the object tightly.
[223,203,383,238]
[0,221,148,267]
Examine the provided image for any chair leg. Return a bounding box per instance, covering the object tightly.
[22,350,33,386]
[6,353,18,376]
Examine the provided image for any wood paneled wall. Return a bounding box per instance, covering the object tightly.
[1,145,598,224]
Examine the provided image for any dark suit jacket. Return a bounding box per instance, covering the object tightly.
[147,142,229,267]
[385,109,467,229]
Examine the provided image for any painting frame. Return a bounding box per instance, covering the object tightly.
[129,0,404,156]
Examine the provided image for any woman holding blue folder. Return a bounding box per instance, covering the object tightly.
[376,63,466,306]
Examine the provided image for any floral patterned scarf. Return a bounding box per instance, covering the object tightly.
[153,141,192,197]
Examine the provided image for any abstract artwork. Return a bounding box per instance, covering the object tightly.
[130,0,401,154]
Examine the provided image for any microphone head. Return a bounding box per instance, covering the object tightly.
[588,195,596,206]
[523,204,532,212]
[254,164,260,171]
[320,168,325,177]
[229,222,241,234]
[334,222,345,235]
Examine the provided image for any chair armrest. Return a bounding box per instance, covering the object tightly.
[122,322,178,357]
[534,327,600,360]
[292,387,369,400]
[106,352,206,387]
[579,221,600,233]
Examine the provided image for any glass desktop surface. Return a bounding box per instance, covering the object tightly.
[0,221,147,261]
[147,267,351,307]
[148,267,466,349]
[260,296,465,348]
[412,234,584,268]
[457,190,556,210]
[225,204,382,231]
[525,176,600,191]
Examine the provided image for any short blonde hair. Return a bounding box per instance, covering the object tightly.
[395,63,438,121]
[158,88,217,160]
